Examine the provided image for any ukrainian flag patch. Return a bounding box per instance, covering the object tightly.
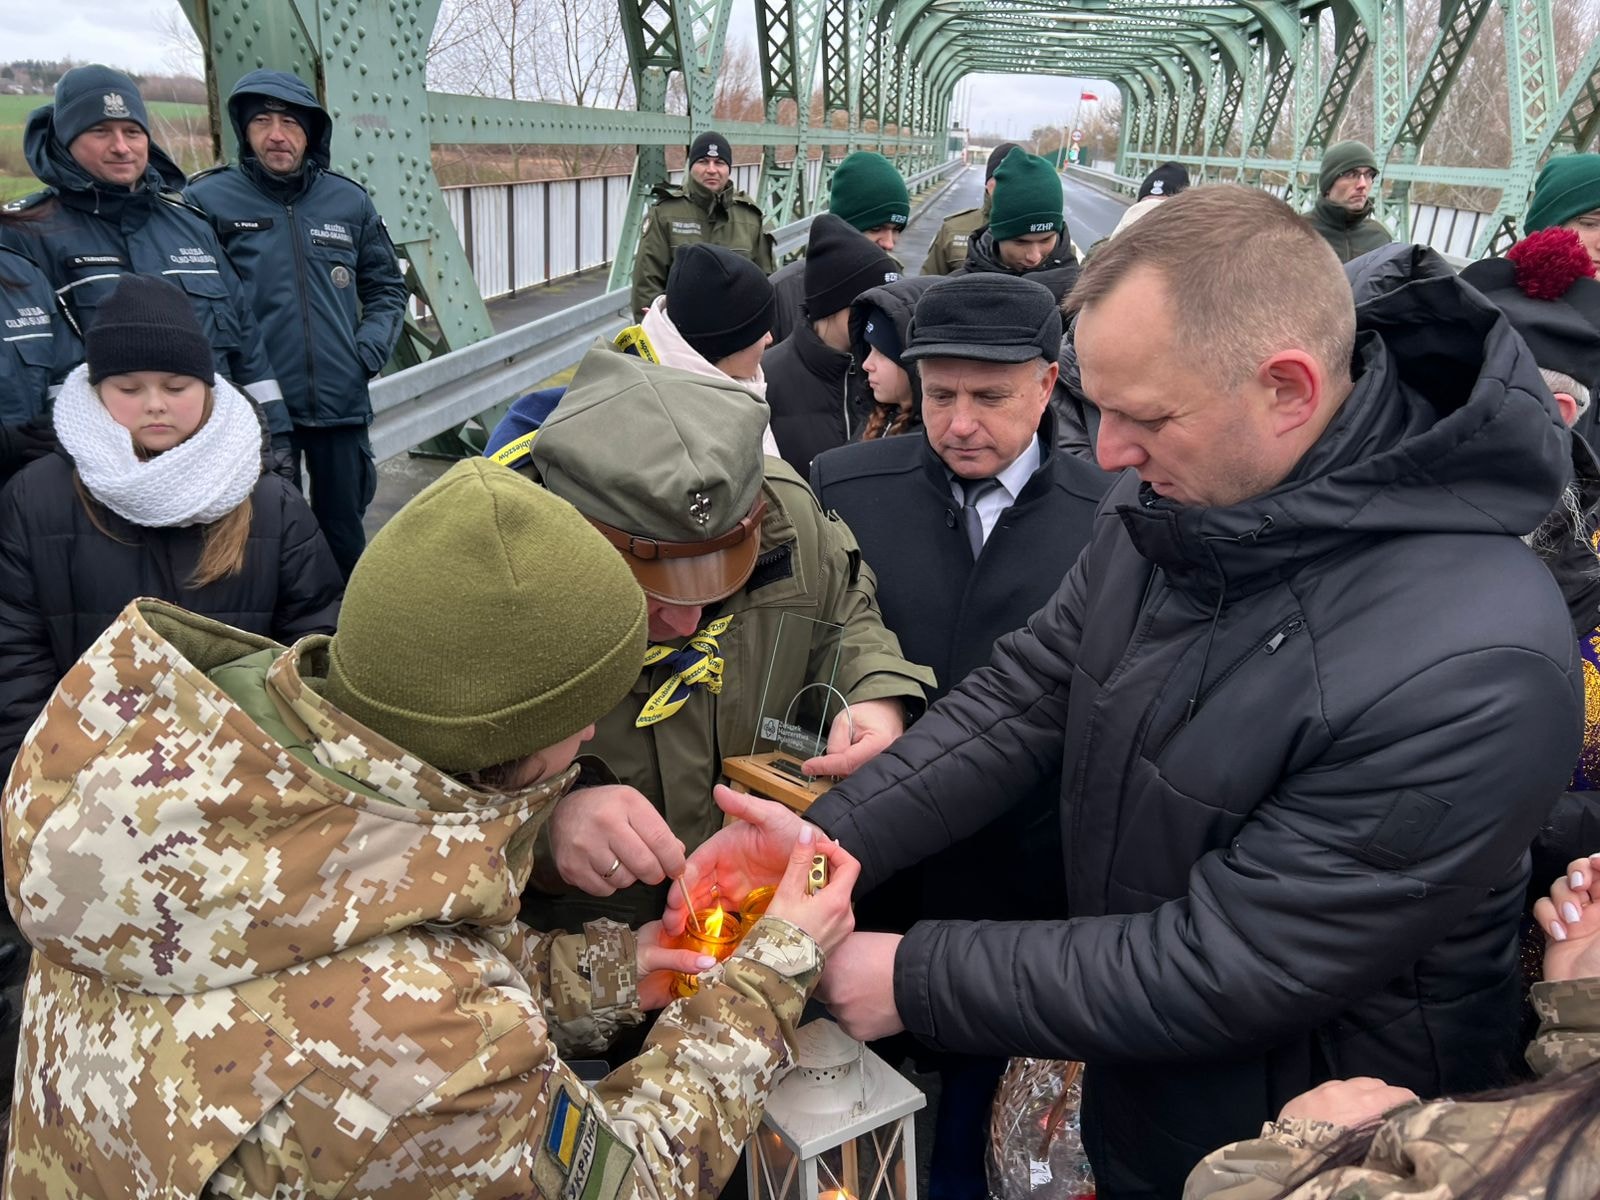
[536,1082,636,1200]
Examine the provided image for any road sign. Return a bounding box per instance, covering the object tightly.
[1071,129,1083,142]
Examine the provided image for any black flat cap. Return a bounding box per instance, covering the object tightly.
[903,274,1062,364]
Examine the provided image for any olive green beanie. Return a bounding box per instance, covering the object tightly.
[829,151,911,231]
[988,147,1065,242]
[1319,140,1377,196]
[1525,154,1600,233]
[323,459,647,774]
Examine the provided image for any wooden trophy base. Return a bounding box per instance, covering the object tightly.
[721,752,833,814]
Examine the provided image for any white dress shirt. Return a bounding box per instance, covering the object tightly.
[949,434,1042,546]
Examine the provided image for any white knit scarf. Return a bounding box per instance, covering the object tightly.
[53,364,263,528]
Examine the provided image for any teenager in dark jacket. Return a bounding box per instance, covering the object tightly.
[186,70,407,578]
[957,147,1080,301]
[679,187,1583,1200]
[0,275,341,779]
[763,214,897,473]
[770,152,910,343]
[847,274,941,440]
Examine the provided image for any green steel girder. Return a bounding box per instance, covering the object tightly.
[1376,0,1493,239]
[1475,0,1559,255]
[189,0,1600,375]
[1547,37,1600,154]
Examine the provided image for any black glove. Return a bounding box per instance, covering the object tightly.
[268,434,298,483]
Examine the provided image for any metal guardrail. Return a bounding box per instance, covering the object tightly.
[1063,163,1479,268]
[374,156,967,461]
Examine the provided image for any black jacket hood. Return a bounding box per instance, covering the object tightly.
[960,226,1081,299]
[1120,242,1572,602]
[226,70,333,173]
[23,104,187,201]
[848,274,943,411]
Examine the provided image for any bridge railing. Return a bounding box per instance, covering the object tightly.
[377,155,965,461]
[1062,165,1483,266]
[436,162,781,304]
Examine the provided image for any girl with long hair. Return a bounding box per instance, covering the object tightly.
[0,273,342,782]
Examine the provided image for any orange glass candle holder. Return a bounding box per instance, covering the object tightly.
[739,885,776,921]
[670,905,746,998]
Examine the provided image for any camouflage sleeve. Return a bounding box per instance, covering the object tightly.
[803,492,935,715]
[594,915,822,1198]
[631,212,672,318]
[1183,1117,1355,1200]
[519,919,644,1057]
[1526,978,1600,1078]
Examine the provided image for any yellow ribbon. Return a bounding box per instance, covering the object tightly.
[636,615,735,728]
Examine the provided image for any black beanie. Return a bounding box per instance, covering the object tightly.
[238,93,313,136]
[688,132,732,164]
[86,275,215,385]
[804,214,900,321]
[859,304,903,363]
[666,244,775,362]
[1138,162,1190,201]
[986,142,1021,181]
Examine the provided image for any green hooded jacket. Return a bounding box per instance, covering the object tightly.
[630,174,775,317]
[1306,196,1393,263]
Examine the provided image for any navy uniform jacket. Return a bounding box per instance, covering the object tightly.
[0,244,78,426]
[186,71,407,428]
[1,104,288,435]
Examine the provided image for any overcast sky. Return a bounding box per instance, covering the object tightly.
[16,0,1111,139]
[8,0,189,75]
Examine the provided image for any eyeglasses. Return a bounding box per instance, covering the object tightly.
[1340,168,1378,183]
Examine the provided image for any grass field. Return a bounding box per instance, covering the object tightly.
[0,94,212,202]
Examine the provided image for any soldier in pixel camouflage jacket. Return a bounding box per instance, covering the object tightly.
[1186,867,1600,1200]
[3,458,847,1199]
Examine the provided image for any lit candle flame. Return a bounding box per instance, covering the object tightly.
[705,906,727,936]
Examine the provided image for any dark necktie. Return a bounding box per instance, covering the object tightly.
[960,477,1002,559]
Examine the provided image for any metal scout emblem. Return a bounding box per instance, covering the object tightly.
[690,492,713,526]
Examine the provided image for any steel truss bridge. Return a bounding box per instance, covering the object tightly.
[175,0,1600,440]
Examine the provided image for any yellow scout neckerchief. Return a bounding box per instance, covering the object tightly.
[636,615,734,727]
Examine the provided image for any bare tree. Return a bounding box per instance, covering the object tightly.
[428,0,635,180]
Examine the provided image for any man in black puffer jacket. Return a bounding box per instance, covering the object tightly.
[682,185,1583,1200]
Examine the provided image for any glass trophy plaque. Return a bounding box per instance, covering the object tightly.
[721,613,848,813]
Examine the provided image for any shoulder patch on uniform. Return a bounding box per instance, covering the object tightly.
[157,191,214,220]
[536,1084,635,1200]
[747,542,795,592]
[2,190,53,215]
[324,168,376,194]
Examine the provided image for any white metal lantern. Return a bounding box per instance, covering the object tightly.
[748,1019,926,1200]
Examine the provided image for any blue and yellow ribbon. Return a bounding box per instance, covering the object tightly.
[636,615,734,728]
